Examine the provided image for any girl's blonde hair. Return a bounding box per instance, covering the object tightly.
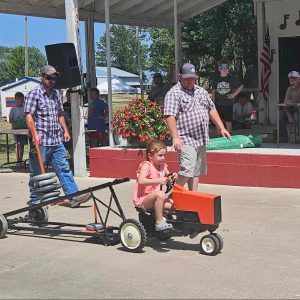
[145,139,167,161]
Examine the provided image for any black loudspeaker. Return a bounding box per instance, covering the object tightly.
[45,43,81,89]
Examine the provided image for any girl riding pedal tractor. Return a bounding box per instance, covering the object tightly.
[133,139,177,231]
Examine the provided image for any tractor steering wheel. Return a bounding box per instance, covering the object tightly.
[160,173,176,194]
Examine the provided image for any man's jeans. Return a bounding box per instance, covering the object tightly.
[279,109,299,142]
[29,143,78,204]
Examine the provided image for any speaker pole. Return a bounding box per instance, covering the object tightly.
[65,0,87,177]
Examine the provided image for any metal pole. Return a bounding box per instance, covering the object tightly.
[65,0,87,177]
[24,16,28,77]
[85,12,97,88]
[136,26,144,99]
[174,0,179,81]
[105,0,114,146]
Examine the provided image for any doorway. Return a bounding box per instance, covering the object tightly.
[278,36,300,102]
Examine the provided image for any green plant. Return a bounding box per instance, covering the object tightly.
[112,98,171,143]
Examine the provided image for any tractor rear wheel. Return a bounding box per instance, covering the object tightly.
[119,219,147,252]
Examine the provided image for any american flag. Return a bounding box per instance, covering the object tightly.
[260,26,271,101]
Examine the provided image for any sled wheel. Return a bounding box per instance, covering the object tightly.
[200,234,221,256]
[155,230,172,241]
[32,172,56,183]
[0,214,8,239]
[119,219,147,252]
[211,232,224,251]
[29,207,49,227]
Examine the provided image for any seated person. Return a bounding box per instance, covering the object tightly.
[148,73,170,106]
[133,139,177,231]
[233,93,253,129]
[87,87,108,147]
[279,71,300,143]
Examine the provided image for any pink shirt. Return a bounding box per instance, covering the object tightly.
[133,161,168,207]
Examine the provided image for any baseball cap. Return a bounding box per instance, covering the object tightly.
[288,71,300,78]
[40,65,60,76]
[179,63,197,78]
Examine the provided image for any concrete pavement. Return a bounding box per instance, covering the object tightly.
[0,172,299,299]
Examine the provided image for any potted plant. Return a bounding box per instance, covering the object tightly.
[112,98,171,146]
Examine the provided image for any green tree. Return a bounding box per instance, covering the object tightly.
[95,25,149,76]
[182,0,257,88]
[0,46,12,83]
[6,46,46,80]
[147,28,175,82]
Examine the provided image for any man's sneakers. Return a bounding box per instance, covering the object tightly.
[69,193,92,208]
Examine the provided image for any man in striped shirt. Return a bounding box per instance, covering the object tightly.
[25,65,91,207]
[164,63,231,191]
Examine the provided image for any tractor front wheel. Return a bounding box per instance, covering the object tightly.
[0,214,8,239]
[200,234,221,256]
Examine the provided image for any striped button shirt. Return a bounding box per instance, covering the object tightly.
[24,84,64,146]
[164,82,215,147]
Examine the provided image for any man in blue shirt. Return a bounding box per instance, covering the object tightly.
[25,65,91,207]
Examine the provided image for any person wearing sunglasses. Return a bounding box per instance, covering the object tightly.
[211,59,244,135]
[279,71,300,143]
[24,65,91,208]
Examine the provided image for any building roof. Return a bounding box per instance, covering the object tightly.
[1,77,40,91]
[0,0,226,28]
[96,67,139,78]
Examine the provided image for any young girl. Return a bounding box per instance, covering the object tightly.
[133,139,177,231]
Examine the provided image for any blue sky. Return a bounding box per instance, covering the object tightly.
[0,13,105,69]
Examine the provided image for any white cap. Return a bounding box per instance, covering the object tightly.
[288,71,300,78]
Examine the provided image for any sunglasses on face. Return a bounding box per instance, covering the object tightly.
[218,65,229,71]
[45,75,57,81]
[288,77,297,80]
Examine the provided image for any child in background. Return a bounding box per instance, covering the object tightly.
[87,87,108,147]
[133,139,177,231]
[9,92,28,165]
[212,59,244,135]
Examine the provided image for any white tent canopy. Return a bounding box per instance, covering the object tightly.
[0,0,227,28]
[97,77,138,94]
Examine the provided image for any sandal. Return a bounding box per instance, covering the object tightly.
[155,220,173,232]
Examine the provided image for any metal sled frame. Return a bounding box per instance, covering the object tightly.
[2,178,130,246]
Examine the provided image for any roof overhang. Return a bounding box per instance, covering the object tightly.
[0,0,226,28]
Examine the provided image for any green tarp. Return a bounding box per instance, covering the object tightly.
[206,135,262,151]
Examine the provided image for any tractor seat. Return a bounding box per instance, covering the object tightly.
[135,206,155,214]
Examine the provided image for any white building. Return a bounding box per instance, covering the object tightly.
[0,77,40,119]
[255,0,300,124]
[96,67,140,88]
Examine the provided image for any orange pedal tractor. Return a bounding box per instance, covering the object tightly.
[136,183,223,256]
